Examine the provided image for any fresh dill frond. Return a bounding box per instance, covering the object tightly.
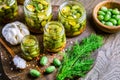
[56,34,103,80]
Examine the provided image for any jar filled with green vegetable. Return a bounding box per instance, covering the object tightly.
[43,21,66,52]
[58,1,86,37]
[0,0,18,24]
[24,0,52,33]
[21,35,40,60]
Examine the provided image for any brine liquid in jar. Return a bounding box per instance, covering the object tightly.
[43,21,66,52]
[24,0,52,33]
[58,0,86,37]
[21,35,40,60]
[0,0,18,24]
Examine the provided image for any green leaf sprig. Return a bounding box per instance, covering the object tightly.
[56,34,103,80]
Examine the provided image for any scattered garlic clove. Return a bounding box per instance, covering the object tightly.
[13,55,26,69]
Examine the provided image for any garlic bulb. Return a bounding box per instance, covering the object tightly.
[2,21,30,45]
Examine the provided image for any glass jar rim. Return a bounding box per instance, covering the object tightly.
[24,0,51,15]
[9,0,16,6]
[44,21,65,35]
[59,0,86,21]
[21,35,38,47]
[0,0,15,6]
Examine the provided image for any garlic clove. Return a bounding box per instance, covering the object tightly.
[13,55,27,69]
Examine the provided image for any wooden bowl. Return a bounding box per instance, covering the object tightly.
[92,1,120,33]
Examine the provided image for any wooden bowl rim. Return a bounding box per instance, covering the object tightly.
[93,1,120,30]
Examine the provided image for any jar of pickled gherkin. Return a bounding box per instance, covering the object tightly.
[43,21,66,52]
[24,0,52,33]
[21,35,40,60]
[0,0,18,24]
[58,1,86,37]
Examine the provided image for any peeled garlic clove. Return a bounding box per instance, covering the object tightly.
[13,55,26,69]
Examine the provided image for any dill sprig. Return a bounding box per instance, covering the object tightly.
[56,34,103,80]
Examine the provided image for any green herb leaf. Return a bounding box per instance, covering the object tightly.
[56,34,103,80]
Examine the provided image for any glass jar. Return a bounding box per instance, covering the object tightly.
[24,0,52,33]
[0,0,18,24]
[21,35,40,60]
[43,21,66,52]
[17,0,24,5]
[58,0,86,37]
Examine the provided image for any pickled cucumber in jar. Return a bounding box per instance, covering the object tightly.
[21,35,40,60]
[24,0,52,33]
[58,1,86,37]
[43,21,66,52]
[0,0,18,24]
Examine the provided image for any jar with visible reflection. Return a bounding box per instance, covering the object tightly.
[21,35,40,60]
[24,0,52,33]
[58,0,86,37]
[43,21,66,52]
[0,0,18,24]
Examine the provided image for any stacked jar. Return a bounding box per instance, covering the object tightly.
[43,21,66,52]
[0,0,18,24]
[58,1,86,37]
[24,0,52,33]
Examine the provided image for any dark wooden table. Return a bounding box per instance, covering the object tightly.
[0,0,120,80]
